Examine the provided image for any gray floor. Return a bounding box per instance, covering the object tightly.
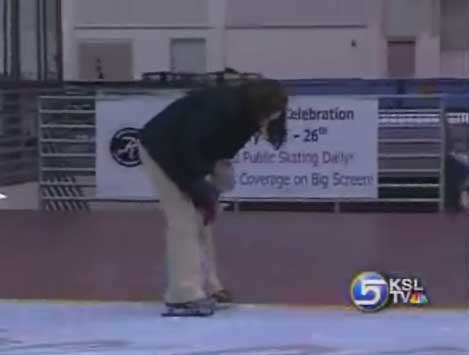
[0,302,468,355]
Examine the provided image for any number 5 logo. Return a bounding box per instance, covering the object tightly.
[355,279,387,306]
[350,272,390,312]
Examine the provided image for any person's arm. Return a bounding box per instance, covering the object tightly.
[175,108,219,187]
[176,109,223,224]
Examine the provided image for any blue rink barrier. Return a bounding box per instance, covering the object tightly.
[2,78,469,211]
[37,87,463,213]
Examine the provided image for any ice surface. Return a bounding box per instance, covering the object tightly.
[0,301,467,355]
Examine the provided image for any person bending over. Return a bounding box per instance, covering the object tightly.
[138,79,288,317]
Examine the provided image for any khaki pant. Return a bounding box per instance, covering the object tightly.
[139,145,224,303]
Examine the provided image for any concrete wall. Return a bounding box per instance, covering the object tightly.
[62,0,224,80]
[226,28,382,79]
[441,0,469,51]
[74,0,209,25]
[226,0,371,26]
[384,0,439,38]
[440,0,469,77]
[225,0,384,79]
[415,32,441,78]
[441,50,469,77]
[70,28,221,80]
[383,0,441,78]
[60,0,469,80]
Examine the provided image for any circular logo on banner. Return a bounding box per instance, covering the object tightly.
[110,127,141,167]
[350,271,390,313]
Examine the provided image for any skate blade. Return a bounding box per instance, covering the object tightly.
[215,303,233,311]
[161,307,215,317]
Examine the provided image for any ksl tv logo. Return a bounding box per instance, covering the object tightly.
[350,272,429,312]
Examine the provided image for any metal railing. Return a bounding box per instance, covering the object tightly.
[0,82,63,186]
[37,91,458,212]
[0,87,48,185]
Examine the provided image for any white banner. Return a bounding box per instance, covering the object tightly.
[96,92,183,199]
[96,94,378,199]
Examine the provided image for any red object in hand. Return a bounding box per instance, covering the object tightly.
[201,202,217,226]
[190,178,220,226]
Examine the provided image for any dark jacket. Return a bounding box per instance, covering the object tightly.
[139,86,259,194]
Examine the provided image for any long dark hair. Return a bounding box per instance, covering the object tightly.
[242,79,287,117]
[265,110,287,150]
[242,79,288,150]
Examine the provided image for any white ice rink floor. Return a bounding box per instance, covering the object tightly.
[0,301,468,355]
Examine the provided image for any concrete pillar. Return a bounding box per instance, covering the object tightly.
[208,0,227,71]
[61,0,76,80]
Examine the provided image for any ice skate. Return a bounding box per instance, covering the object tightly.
[211,289,234,310]
[162,297,216,317]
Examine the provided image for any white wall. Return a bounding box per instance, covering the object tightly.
[19,0,39,79]
[226,28,382,79]
[74,0,209,25]
[415,32,440,78]
[226,0,371,26]
[441,50,469,77]
[73,28,225,79]
[439,0,469,77]
[62,0,222,80]
[383,0,441,78]
[63,0,386,80]
[441,0,469,51]
[224,0,385,79]
[384,0,438,37]
[62,0,77,80]
[61,0,469,80]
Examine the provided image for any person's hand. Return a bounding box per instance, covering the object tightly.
[190,178,220,225]
[211,160,235,192]
[201,201,218,225]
